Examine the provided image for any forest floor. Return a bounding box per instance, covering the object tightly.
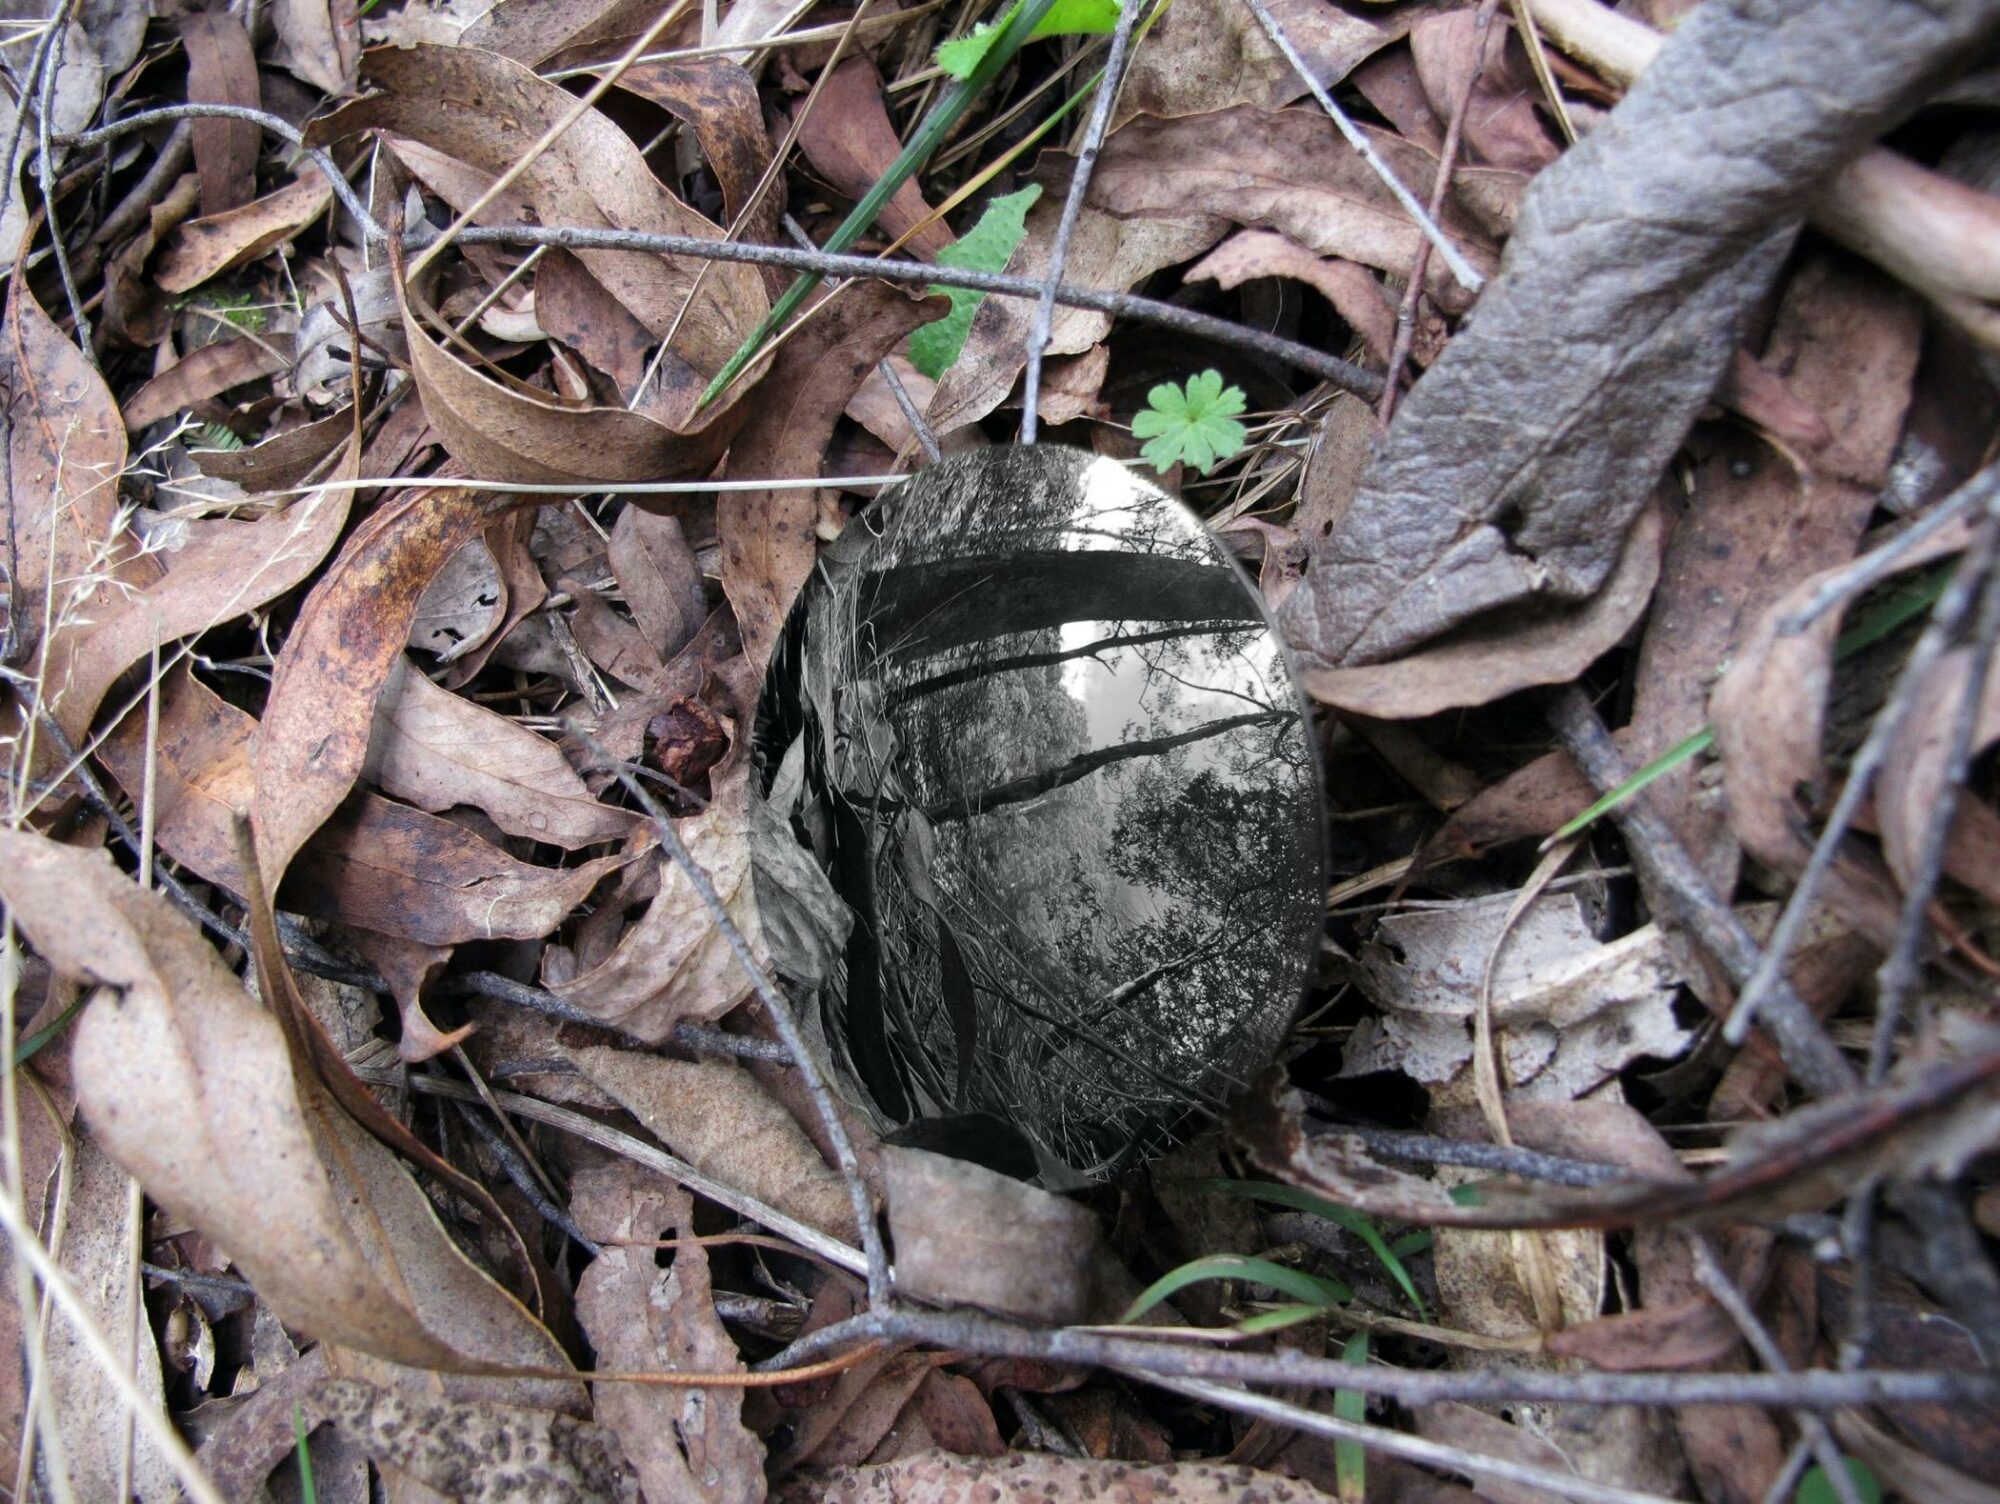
[2,0,1999,1500]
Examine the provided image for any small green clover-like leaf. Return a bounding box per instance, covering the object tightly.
[1131,369,1249,476]
[936,0,1120,77]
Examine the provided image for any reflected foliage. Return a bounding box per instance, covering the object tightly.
[754,447,1322,1180]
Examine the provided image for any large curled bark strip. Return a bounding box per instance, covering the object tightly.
[1281,0,2000,670]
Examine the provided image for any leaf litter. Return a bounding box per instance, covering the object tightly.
[5,0,2000,1500]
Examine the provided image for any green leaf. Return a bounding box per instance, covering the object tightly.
[1132,369,1248,476]
[937,0,1121,78]
[907,185,1043,379]
[1797,1459,1880,1504]
[1334,1331,1369,1504]
[1121,1253,1351,1325]
[1208,1179,1429,1321]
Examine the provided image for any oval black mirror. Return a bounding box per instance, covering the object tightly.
[751,446,1323,1184]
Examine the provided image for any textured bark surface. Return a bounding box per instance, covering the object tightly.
[1281,0,2000,669]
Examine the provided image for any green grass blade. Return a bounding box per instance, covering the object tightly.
[1207,1179,1429,1321]
[12,993,84,1068]
[294,1402,318,1504]
[1334,1331,1369,1503]
[1121,1253,1351,1325]
[1550,726,1714,845]
[698,0,1067,410]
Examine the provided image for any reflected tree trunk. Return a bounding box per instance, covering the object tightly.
[862,551,1260,661]
[890,624,1227,705]
[921,709,1292,823]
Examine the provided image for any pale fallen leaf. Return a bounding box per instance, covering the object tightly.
[154,176,333,294]
[571,1162,767,1504]
[1342,890,1690,1098]
[315,1378,638,1503]
[409,533,508,663]
[777,1452,1341,1504]
[568,1044,855,1242]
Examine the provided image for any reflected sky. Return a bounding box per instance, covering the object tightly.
[754,447,1323,1181]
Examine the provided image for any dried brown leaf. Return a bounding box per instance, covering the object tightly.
[190,403,353,489]
[616,57,780,281]
[122,334,293,432]
[1301,499,1664,717]
[572,1162,767,1504]
[4,281,145,679]
[409,532,508,662]
[1876,643,2000,905]
[1116,0,1402,123]
[1410,13,1560,174]
[460,0,673,65]
[777,1453,1340,1504]
[720,281,943,666]
[47,426,360,745]
[880,1147,1112,1324]
[271,0,359,96]
[1187,230,1397,364]
[368,654,638,848]
[568,1043,855,1241]
[794,57,952,260]
[180,11,260,215]
[155,176,334,295]
[0,829,463,1368]
[610,505,706,660]
[315,1378,638,1503]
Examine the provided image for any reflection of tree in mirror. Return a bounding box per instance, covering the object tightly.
[753,446,1322,1181]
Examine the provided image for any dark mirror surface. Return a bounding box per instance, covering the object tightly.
[752,446,1323,1183]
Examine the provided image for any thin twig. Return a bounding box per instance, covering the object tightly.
[877,357,941,465]
[54,104,386,246]
[562,726,890,1309]
[1867,565,2000,1082]
[764,1305,2000,1407]
[1689,1235,1866,1504]
[1379,0,1500,426]
[1240,0,1483,292]
[1141,1372,1683,1504]
[446,223,1384,399]
[35,1,92,367]
[1723,510,2000,1052]
[1020,0,1147,443]
[1546,687,1857,1098]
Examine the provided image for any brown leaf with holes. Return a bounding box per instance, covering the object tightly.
[571,1162,768,1504]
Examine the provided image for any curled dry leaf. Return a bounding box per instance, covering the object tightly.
[1409,11,1561,174]
[191,402,354,489]
[880,1147,1113,1324]
[409,532,508,662]
[719,281,945,667]
[1282,0,2000,672]
[1341,891,1690,1100]
[271,0,359,96]
[1875,644,2000,906]
[1709,502,1982,941]
[315,1378,639,1504]
[1115,0,1402,123]
[369,654,638,848]
[121,334,294,432]
[459,0,683,65]
[47,424,360,745]
[545,760,762,1037]
[1084,108,1500,306]
[1187,230,1396,364]
[1301,499,1664,718]
[571,1162,767,1504]
[568,1044,856,1242]
[778,1452,1341,1504]
[154,175,333,295]
[307,43,768,414]
[0,829,464,1369]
